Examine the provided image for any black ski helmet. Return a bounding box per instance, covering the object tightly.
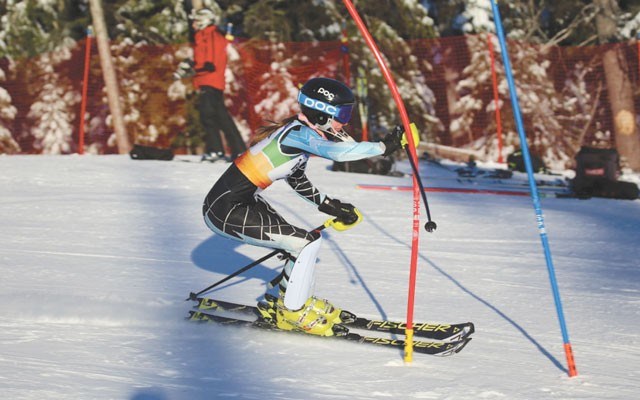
[298,77,355,127]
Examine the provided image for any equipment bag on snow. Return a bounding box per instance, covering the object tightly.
[574,146,619,180]
[129,144,174,161]
[571,147,638,200]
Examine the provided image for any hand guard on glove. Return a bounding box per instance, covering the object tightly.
[318,197,359,226]
[381,124,420,156]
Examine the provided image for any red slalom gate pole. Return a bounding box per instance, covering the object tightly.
[342,0,422,363]
[487,34,504,164]
[78,26,93,155]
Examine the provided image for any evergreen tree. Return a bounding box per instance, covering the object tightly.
[342,0,441,140]
[0,64,20,153]
[112,0,190,44]
[222,0,442,143]
[0,0,84,154]
[28,43,80,154]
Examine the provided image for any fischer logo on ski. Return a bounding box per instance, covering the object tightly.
[367,320,458,333]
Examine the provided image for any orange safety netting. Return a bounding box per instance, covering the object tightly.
[1,35,639,158]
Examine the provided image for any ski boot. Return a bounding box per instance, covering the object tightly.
[304,296,357,324]
[264,293,355,324]
[258,292,343,336]
[274,304,336,336]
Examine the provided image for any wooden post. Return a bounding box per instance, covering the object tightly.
[595,0,640,171]
[88,0,131,154]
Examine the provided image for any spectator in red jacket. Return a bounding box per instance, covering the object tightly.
[190,6,246,162]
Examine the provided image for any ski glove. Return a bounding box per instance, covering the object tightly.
[318,197,359,225]
[381,125,404,156]
[381,124,421,156]
[202,62,216,72]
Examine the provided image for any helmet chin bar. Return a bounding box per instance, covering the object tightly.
[315,118,355,143]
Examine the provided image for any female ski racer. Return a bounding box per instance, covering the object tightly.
[202,77,407,336]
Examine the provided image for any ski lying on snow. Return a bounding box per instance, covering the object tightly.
[356,183,530,197]
[356,183,574,198]
[190,295,474,343]
[187,310,471,356]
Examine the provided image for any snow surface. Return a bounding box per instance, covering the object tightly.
[1,154,639,400]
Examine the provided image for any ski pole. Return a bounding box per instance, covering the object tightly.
[404,145,437,232]
[399,126,437,232]
[187,250,283,300]
[187,218,337,300]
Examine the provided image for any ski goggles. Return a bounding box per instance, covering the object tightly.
[298,93,354,124]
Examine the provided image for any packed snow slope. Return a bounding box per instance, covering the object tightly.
[1,154,639,400]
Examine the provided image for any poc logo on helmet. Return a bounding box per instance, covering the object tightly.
[303,97,338,116]
[317,87,335,101]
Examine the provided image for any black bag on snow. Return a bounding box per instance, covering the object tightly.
[574,146,619,180]
[129,144,174,161]
[571,147,638,200]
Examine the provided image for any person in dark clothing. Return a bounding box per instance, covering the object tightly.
[190,5,246,162]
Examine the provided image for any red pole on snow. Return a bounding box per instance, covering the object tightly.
[487,34,504,164]
[78,27,93,155]
[342,0,422,363]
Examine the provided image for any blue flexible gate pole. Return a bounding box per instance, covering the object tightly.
[490,0,577,377]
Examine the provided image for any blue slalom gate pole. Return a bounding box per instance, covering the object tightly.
[490,0,577,377]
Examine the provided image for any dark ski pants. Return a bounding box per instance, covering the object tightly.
[198,86,247,157]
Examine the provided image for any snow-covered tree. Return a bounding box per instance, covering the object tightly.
[1,0,84,154]
[223,0,442,143]
[0,6,20,154]
[0,64,20,154]
[451,34,578,167]
[448,1,609,169]
[460,0,494,34]
[557,61,600,153]
[113,0,190,44]
[28,43,80,154]
[338,0,441,141]
[251,48,300,124]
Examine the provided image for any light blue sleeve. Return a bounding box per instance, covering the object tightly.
[282,125,385,162]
